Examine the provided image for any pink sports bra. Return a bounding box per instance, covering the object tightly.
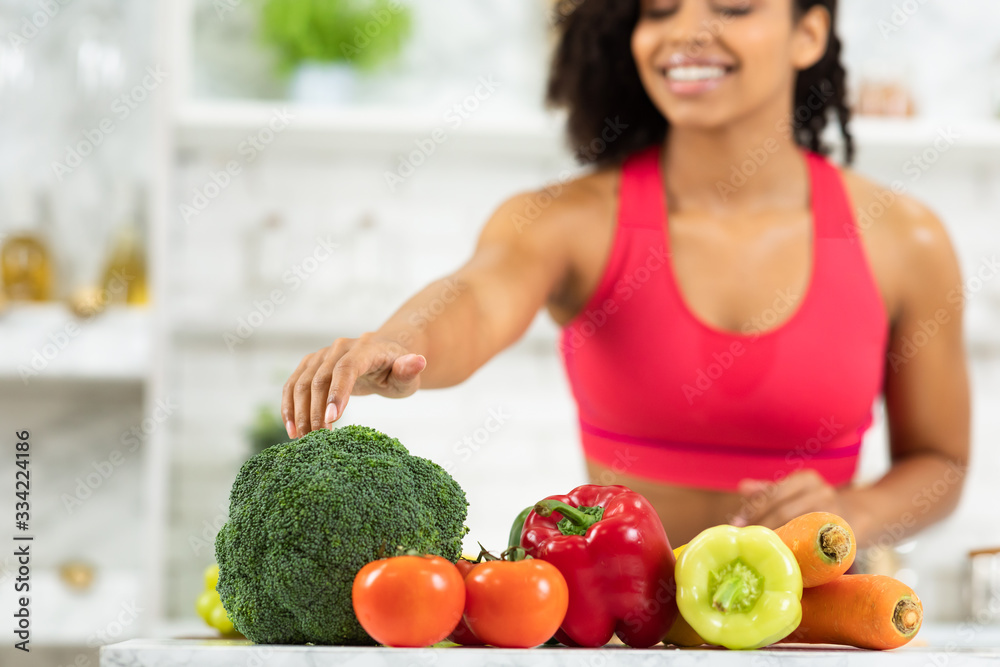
[560,144,888,491]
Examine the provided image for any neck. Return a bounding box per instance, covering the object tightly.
[662,98,810,215]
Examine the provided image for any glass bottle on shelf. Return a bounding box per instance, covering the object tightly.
[1,187,54,302]
[855,58,916,118]
[100,188,149,306]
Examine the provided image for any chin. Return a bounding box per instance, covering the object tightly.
[658,105,735,132]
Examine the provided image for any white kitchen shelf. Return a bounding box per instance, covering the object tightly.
[175,100,567,158]
[175,100,1000,160]
[28,569,143,646]
[0,303,150,382]
[845,117,1000,161]
[847,117,1000,149]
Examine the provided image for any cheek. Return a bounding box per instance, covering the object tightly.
[630,24,659,72]
[731,24,796,79]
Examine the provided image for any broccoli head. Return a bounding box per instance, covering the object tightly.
[214,425,468,644]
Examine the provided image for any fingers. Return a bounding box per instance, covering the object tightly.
[293,351,330,438]
[325,351,426,425]
[310,371,330,434]
[310,339,352,432]
[282,338,426,438]
[281,353,313,438]
[324,345,379,424]
[733,470,827,527]
[387,354,426,394]
[755,485,836,529]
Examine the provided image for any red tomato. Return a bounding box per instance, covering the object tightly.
[464,559,568,648]
[352,555,465,647]
[446,559,485,645]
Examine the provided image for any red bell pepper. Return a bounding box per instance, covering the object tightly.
[516,484,678,648]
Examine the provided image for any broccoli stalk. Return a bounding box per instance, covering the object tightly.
[214,425,469,644]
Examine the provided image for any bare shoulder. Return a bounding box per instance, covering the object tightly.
[839,169,950,246]
[475,166,620,321]
[838,168,963,315]
[481,167,617,239]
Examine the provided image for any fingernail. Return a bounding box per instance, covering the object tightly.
[731,516,747,527]
[285,420,295,439]
[402,353,425,366]
[324,402,338,425]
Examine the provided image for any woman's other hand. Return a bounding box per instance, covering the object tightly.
[731,469,855,531]
[281,335,426,438]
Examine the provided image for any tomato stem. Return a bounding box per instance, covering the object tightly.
[394,546,422,558]
[477,543,500,562]
[501,546,531,562]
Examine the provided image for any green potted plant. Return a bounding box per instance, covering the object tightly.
[245,405,293,458]
[258,0,413,104]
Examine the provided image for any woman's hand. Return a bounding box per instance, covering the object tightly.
[281,334,426,439]
[730,469,858,531]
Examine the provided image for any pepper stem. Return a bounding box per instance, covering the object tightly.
[508,506,533,549]
[708,559,764,614]
[533,500,605,537]
[712,577,743,613]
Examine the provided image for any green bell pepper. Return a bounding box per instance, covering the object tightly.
[675,525,802,650]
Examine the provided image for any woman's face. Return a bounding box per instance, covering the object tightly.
[631,0,829,131]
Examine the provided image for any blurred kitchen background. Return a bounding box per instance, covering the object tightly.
[1,0,1000,659]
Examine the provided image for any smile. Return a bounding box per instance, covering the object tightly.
[665,65,729,82]
[660,63,735,95]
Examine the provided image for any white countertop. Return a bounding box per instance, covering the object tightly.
[101,624,1000,667]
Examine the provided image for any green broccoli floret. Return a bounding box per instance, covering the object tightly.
[214,425,468,644]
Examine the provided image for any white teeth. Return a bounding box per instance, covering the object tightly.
[666,65,727,82]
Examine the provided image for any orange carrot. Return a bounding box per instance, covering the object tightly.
[783,574,923,649]
[775,512,856,587]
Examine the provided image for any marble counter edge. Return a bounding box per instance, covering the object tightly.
[100,639,1000,667]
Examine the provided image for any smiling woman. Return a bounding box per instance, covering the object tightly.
[548,0,851,165]
[281,0,969,551]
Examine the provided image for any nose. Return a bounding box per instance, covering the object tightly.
[665,2,714,53]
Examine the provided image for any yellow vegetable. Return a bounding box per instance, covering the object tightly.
[196,564,240,636]
[675,525,802,650]
[209,604,235,634]
[664,543,707,647]
[204,563,220,591]
[196,590,218,623]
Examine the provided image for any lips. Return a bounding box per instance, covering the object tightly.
[658,59,736,96]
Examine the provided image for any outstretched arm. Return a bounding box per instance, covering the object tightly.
[281,191,573,438]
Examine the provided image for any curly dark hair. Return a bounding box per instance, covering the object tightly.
[547,0,854,166]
